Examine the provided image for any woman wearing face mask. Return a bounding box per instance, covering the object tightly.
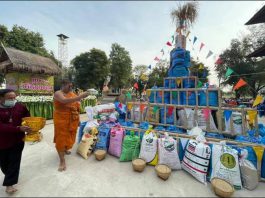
[53,79,89,171]
[0,89,32,194]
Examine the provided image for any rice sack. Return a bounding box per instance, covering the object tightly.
[139,130,158,166]
[120,131,140,162]
[108,126,125,158]
[95,124,111,151]
[181,139,211,184]
[158,133,181,170]
[210,144,242,190]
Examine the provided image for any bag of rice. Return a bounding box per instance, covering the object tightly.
[139,130,158,166]
[108,126,125,158]
[210,143,242,189]
[181,137,211,184]
[120,131,140,162]
[239,149,259,190]
[158,133,181,170]
[95,124,111,151]
[225,112,243,135]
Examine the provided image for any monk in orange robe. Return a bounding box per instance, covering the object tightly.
[53,79,89,171]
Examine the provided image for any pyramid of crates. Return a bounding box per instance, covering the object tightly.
[146,47,221,127]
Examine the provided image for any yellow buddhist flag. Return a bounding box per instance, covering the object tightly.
[176,79,181,86]
[253,146,264,162]
[247,110,257,125]
[146,89,151,97]
[127,102,133,111]
[199,64,204,70]
[253,95,263,107]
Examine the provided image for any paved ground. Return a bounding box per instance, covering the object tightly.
[1,114,265,197]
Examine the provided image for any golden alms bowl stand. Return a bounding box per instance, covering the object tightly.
[22,117,46,142]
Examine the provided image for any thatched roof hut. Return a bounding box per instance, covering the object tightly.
[0,44,62,75]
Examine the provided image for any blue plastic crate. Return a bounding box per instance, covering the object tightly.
[198,90,218,107]
[180,91,196,106]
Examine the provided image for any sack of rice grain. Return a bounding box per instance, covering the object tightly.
[210,144,242,190]
[181,139,211,184]
[120,131,140,162]
[158,133,181,170]
[108,126,125,158]
[139,130,158,166]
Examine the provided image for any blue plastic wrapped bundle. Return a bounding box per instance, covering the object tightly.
[156,89,163,103]
[205,132,224,139]
[172,48,185,59]
[172,58,185,67]
[125,121,134,135]
[172,91,179,105]
[149,86,157,103]
[235,135,249,143]
[166,125,185,134]
[180,91,196,105]
[164,91,170,104]
[198,90,218,107]
[78,121,87,143]
[139,121,149,129]
[160,108,174,125]
[184,51,191,68]
[257,103,265,117]
[95,124,111,151]
[168,66,189,77]
[259,124,265,137]
[183,78,195,88]
[154,125,166,131]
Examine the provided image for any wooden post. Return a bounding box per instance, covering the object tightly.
[206,89,210,132]
[241,108,246,136]
[164,104,166,125]
[217,89,222,133]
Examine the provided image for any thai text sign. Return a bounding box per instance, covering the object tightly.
[6,73,54,94]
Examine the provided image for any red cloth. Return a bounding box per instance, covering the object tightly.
[0,103,30,149]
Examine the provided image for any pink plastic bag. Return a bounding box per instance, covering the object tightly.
[108,126,125,157]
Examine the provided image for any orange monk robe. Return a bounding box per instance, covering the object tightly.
[53,92,80,152]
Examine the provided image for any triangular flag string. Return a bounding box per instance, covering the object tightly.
[233,78,247,90]
[199,43,205,52]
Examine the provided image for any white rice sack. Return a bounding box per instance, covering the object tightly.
[83,120,99,133]
[239,149,259,190]
[158,134,181,170]
[225,112,243,135]
[139,131,158,165]
[182,139,211,184]
[177,108,194,129]
[196,110,217,131]
[210,144,242,190]
[93,103,115,114]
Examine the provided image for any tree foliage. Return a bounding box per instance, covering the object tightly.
[215,24,265,98]
[147,59,169,88]
[109,43,132,89]
[189,58,210,84]
[71,48,109,90]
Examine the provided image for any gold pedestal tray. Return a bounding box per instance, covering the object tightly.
[22,117,46,142]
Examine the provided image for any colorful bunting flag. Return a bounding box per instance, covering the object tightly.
[153,106,159,113]
[168,106,174,116]
[160,49,165,56]
[202,108,211,120]
[215,57,223,65]
[193,36,198,45]
[186,31,190,38]
[224,110,232,121]
[126,92,132,100]
[225,67,234,78]
[148,65,152,69]
[159,91,163,97]
[171,35,174,43]
[206,50,213,59]
[118,103,122,109]
[202,69,207,78]
[253,95,264,107]
[253,146,264,163]
[133,82,139,90]
[176,79,181,86]
[247,110,257,125]
[154,56,160,61]
[199,43,205,52]
[146,89,151,97]
[166,41,172,46]
[127,102,133,111]
[199,64,204,70]
[233,78,247,90]
[172,91,178,97]
[140,104,146,112]
[197,80,203,88]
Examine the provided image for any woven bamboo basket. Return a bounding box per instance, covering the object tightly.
[211,178,234,198]
[132,158,146,172]
[95,150,106,161]
[155,164,171,180]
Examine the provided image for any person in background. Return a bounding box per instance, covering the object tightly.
[0,89,32,194]
[53,79,89,172]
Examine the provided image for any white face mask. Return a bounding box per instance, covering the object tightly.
[3,99,17,107]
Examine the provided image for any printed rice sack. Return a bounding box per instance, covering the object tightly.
[239,149,259,190]
[120,131,140,162]
[77,127,99,159]
[210,144,242,189]
[225,112,243,135]
[181,139,211,184]
[108,126,125,158]
[158,133,181,170]
[139,130,158,166]
[95,124,111,151]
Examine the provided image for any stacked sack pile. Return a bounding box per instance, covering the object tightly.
[77,102,265,196]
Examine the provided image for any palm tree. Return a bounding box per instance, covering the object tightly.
[171,2,199,49]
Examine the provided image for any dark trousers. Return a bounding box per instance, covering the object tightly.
[0,142,24,186]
